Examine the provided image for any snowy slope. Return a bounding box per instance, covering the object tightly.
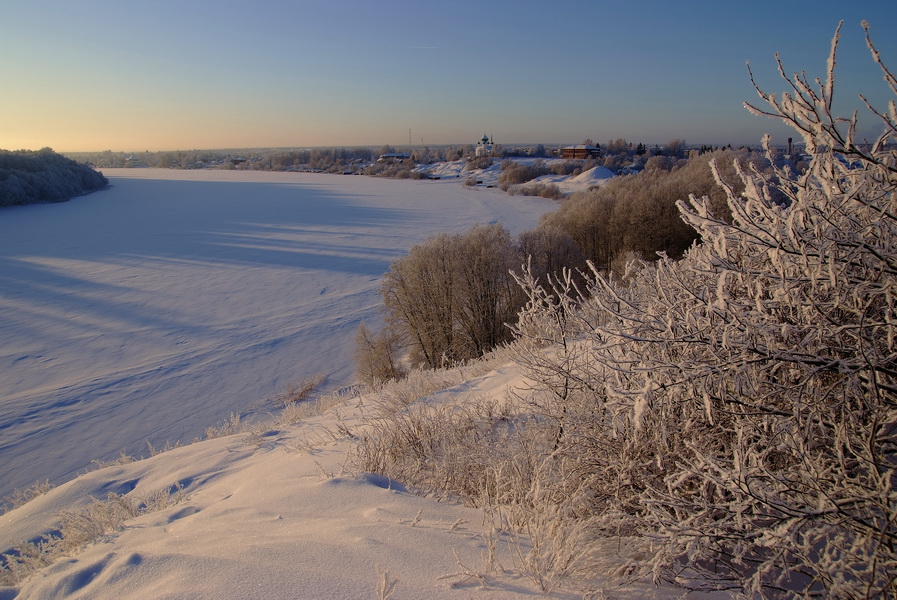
[0,169,555,499]
[558,165,616,193]
[419,159,616,194]
[1,360,715,599]
[511,165,616,195]
[2,364,532,599]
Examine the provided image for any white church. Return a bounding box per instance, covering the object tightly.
[474,133,494,158]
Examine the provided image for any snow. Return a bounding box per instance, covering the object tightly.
[0,168,728,598]
[2,375,530,599]
[0,169,554,500]
[1,360,709,599]
[515,166,616,195]
[421,160,616,195]
[421,160,468,179]
[562,165,616,192]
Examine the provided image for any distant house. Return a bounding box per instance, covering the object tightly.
[377,152,411,162]
[561,144,601,159]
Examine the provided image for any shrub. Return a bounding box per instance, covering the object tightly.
[0,484,184,586]
[516,226,585,290]
[510,21,897,597]
[275,373,327,407]
[498,161,551,191]
[466,156,493,171]
[540,147,771,274]
[380,224,523,370]
[1,481,54,515]
[515,182,563,200]
[354,324,406,386]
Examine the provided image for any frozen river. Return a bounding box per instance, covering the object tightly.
[0,169,555,498]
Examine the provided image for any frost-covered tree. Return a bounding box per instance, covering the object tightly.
[379,223,523,370]
[0,148,108,206]
[665,138,687,158]
[512,21,896,597]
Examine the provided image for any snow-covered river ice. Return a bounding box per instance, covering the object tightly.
[0,168,554,498]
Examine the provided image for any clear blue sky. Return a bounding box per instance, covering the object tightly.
[2,0,896,151]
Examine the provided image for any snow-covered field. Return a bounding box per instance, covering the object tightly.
[0,169,556,500]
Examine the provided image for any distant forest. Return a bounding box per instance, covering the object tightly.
[0,148,108,207]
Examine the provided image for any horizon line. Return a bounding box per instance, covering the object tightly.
[51,140,780,155]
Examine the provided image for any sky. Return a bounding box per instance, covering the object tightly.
[2,0,896,152]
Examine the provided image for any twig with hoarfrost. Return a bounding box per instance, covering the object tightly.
[375,565,399,600]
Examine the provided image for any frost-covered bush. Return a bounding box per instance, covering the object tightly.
[0,148,108,206]
[378,223,524,370]
[540,147,772,273]
[1,481,54,515]
[511,22,896,597]
[551,159,596,176]
[516,226,585,291]
[367,220,594,380]
[354,323,406,386]
[514,182,563,200]
[466,155,493,171]
[0,485,184,585]
[498,160,552,190]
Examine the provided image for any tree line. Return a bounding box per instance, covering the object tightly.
[64,138,714,179]
[0,148,108,207]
